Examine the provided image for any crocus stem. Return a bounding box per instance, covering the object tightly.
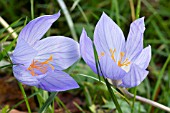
[18,82,32,113]
[30,0,34,19]
[120,88,170,112]
[104,78,123,113]
[131,87,137,113]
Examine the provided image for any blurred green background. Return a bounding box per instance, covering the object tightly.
[0,0,170,113]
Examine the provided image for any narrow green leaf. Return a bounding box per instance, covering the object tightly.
[149,55,170,112]
[112,0,120,26]
[73,102,85,113]
[0,64,13,69]
[57,0,78,41]
[0,38,17,61]
[55,96,71,113]
[7,90,42,113]
[38,92,57,113]
[18,82,32,113]
[84,86,92,106]
[136,0,141,19]
[78,74,131,105]
[92,44,101,81]
[104,78,123,113]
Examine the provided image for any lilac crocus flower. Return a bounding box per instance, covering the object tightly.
[80,12,151,88]
[10,11,80,92]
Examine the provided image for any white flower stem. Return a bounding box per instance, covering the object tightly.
[120,88,170,112]
[0,16,18,39]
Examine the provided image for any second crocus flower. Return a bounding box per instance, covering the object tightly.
[11,11,80,92]
[80,12,151,88]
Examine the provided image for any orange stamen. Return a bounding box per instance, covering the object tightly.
[110,49,116,62]
[27,55,54,76]
[118,52,130,67]
[109,48,131,67]
[98,52,105,59]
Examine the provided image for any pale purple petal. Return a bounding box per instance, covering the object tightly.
[125,17,145,61]
[80,29,97,73]
[134,45,151,69]
[33,36,80,70]
[94,12,125,61]
[18,11,60,46]
[120,63,149,88]
[37,70,79,92]
[11,39,37,67]
[99,55,126,80]
[13,65,39,86]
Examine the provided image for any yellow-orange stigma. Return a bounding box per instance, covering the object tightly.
[27,55,54,76]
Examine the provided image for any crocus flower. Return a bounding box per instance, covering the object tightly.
[80,12,151,88]
[10,11,80,92]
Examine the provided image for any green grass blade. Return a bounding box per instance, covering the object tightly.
[38,92,57,113]
[92,44,101,81]
[78,74,131,105]
[73,102,85,113]
[112,0,120,26]
[131,1,141,112]
[136,0,141,18]
[104,78,123,113]
[55,96,71,113]
[57,0,78,41]
[84,86,92,106]
[18,82,31,113]
[0,64,13,69]
[30,0,34,19]
[7,90,43,113]
[149,55,170,112]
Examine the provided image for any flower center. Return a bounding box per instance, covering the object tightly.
[99,49,131,67]
[27,55,54,76]
[117,52,131,67]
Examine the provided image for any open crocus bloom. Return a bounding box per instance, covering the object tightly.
[80,12,151,88]
[11,11,80,92]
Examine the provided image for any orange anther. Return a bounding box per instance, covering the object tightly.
[98,52,105,59]
[110,49,116,62]
[27,55,54,76]
[118,52,130,67]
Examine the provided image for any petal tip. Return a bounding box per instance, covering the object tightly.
[101,12,109,20]
[130,16,145,33]
[82,28,86,34]
[145,45,151,54]
[80,28,88,42]
[52,11,61,20]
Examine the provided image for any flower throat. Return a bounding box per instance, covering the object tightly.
[27,55,54,76]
